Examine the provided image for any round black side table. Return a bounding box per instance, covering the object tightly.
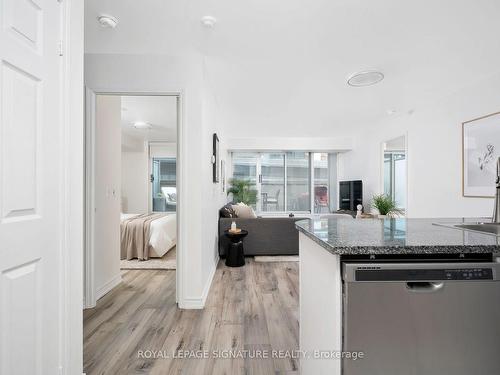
[224,229,248,267]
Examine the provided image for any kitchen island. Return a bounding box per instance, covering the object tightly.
[296,217,500,375]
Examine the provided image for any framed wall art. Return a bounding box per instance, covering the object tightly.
[462,112,500,197]
[212,133,220,183]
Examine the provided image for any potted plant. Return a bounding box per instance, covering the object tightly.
[227,178,258,206]
[372,194,403,218]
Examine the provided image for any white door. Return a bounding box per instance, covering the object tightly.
[0,1,64,374]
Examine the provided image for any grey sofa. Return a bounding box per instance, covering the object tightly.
[218,217,301,257]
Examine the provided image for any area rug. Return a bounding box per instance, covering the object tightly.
[254,255,299,262]
[120,247,176,270]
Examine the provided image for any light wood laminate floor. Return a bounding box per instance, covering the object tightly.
[84,259,299,374]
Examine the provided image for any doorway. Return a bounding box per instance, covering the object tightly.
[382,135,408,213]
[84,91,183,308]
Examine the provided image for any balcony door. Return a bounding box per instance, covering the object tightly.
[260,153,285,212]
[232,152,314,213]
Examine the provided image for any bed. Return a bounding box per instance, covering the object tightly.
[120,213,176,260]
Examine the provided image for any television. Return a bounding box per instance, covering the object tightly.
[339,180,363,211]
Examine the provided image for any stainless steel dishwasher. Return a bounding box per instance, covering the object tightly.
[342,259,500,375]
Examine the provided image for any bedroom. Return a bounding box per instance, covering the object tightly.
[85,93,179,306]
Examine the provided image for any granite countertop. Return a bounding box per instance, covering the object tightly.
[295,217,500,255]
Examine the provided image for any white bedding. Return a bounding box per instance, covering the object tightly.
[120,213,176,258]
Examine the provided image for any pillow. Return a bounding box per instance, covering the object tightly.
[220,203,237,218]
[231,202,257,219]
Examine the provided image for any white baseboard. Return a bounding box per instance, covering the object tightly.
[179,256,218,309]
[95,274,122,302]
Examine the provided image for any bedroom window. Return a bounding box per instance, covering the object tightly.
[230,151,337,214]
[152,158,176,212]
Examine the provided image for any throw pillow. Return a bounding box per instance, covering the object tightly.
[231,202,257,219]
[220,203,237,218]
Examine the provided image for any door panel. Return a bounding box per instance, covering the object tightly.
[1,61,40,220]
[344,281,500,375]
[4,0,42,52]
[260,153,285,212]
[0,0,63,373]
[1,260,42,374]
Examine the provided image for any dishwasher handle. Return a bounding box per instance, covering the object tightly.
[406,282,444,293]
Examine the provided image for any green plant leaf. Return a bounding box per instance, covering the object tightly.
[372,194,403,217]
[227,178,258,206]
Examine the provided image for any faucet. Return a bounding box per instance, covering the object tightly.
[493,157,500,223]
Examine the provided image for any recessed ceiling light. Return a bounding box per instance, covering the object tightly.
[201,16,217,28]
[97,14,118,29]
[347,70,384,87]
[386,109,397,115]
[133,121,152,129]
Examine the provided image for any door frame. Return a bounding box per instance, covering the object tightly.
[84,89,185,308]
[61,1,84,373]
[379,132,409,215]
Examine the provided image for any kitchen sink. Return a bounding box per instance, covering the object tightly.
[453,223,500,236]
[432,222,500,236]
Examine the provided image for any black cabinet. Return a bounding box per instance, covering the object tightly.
[339,180,363,211]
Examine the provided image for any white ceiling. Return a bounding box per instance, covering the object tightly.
[121,95,177,142]
[85,0,500,136]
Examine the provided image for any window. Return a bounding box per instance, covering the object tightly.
[232,153,258,185]
[230,151,337,214]
[313,153,329,213]
[384,152,406,209]
[261,153,285,212]
[287,152,310,211]
[152,158,176,212]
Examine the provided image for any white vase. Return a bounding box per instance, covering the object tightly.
[378,214,387,219]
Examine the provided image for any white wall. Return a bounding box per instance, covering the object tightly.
[86,53,226,308]
[150,142,177,158]
[94,95,122,297]
[339,72,500,218]
[121,146,148,213]
[201,75,228,291]
[226,137,353,152]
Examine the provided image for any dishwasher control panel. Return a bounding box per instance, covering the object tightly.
[442,268,493,280]
[355,267,494,281]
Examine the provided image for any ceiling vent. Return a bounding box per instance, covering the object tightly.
[201,16,217,28]
[347,70,384,87]
[133,121,152,129]
[97,15,118,29]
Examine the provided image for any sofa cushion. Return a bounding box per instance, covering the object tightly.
[232,203,257,218]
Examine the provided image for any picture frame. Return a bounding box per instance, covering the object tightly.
[212,133,220,183]
[221,159,226,193]
[462,111,500,197]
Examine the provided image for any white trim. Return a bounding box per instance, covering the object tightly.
[95,274,123,301]
[310,153,315,212]
[175,94,184,305]
[84,88,96,308]
[178,255,219,309]
[63,0,84,374]
[83,89,187,308]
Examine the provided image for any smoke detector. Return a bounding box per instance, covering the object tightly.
[347,70,384,87]
[97,15,118,29]
[201,16,217,28]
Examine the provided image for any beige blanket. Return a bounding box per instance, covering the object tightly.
[120,213,166,260]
